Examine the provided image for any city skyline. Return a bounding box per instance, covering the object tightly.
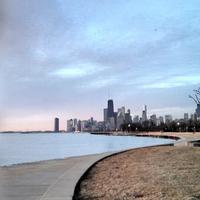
[0,96,198,132]
[64,98,198,133]
[1,96,197,132]
[1,1,200,131]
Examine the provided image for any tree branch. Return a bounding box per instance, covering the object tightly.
[189,95,198,104]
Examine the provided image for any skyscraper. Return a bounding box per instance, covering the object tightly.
[67,119,73,132]
[150,114,157,125]
[125,109,132,124]
[144,105,147,119]
[133,115,139,123]
[184,113,189,121]
[107,99,114,118]
[117,108,125,130]
[196,104,200,118]
[142,105,147,122]
[165,115,173,124]
[158,116,164,125]
[54,117,59,132]
[103,108,108,122]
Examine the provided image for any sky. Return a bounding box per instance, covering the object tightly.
[0,0,200,131]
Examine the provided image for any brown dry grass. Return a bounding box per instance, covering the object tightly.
[74,147,200,200]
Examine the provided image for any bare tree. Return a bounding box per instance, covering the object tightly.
[189,87,200,104]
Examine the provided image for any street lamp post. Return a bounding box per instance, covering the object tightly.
[177,122,180,132]
[128,124,131,132]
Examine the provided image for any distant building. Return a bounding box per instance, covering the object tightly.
[121,106,125,115]
[114,112,118,128]
[103,108,108,122]
[67,119,74,132]
[103,99,116,131]
[54,117,59,132]
[133,115,139,123]
[150,114,157,125]
[77,120,81,132]
[194,113,197,121]
[108,117,115,130]
[125,109,132,124]
[196,104,200,118]
[116,107,131,130]
[117,111,124,130]
[184,113,189,121]
[165,115,173,124]
[157,116,164,125]
[66,117,103,132]
[80,119,94,132]
[142,105,147,122]
[90,117,94,125]
[190,113,197,121]
[80,121,85,131]
[97,121,104,132]
[73,118,78,130]
[107,99,114,118]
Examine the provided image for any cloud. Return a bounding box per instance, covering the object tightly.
[49,63,106,79]
[1,0,200,130]
[79,76,119,90]
[140,74,200,89]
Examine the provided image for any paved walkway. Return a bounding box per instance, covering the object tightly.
[0,152,115,200]
[135,132,200,147]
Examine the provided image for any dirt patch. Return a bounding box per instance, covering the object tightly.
[74,146,200,200]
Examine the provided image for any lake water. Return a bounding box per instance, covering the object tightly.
[0,133,174,166]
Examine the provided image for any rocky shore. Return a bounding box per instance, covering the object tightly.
[74,146,200,200]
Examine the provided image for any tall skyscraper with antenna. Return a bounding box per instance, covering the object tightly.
[103,99,116,131]
[107,99,114,118]
[142,105,147,122]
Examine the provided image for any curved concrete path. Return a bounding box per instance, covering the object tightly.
[0,152,116,200]
[135,132,200,147]
[0,144,174,200]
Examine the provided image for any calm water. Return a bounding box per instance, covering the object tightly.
[0,133,174,166]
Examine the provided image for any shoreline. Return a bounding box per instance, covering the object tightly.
[2,131,199,168]
[91,131,181,140]
[1,132,200,200]
[92,131,200,144]
[0,152,115,168]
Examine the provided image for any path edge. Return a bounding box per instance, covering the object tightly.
[72,142,174,200]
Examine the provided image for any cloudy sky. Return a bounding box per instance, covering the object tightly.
[0,0,200,131]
